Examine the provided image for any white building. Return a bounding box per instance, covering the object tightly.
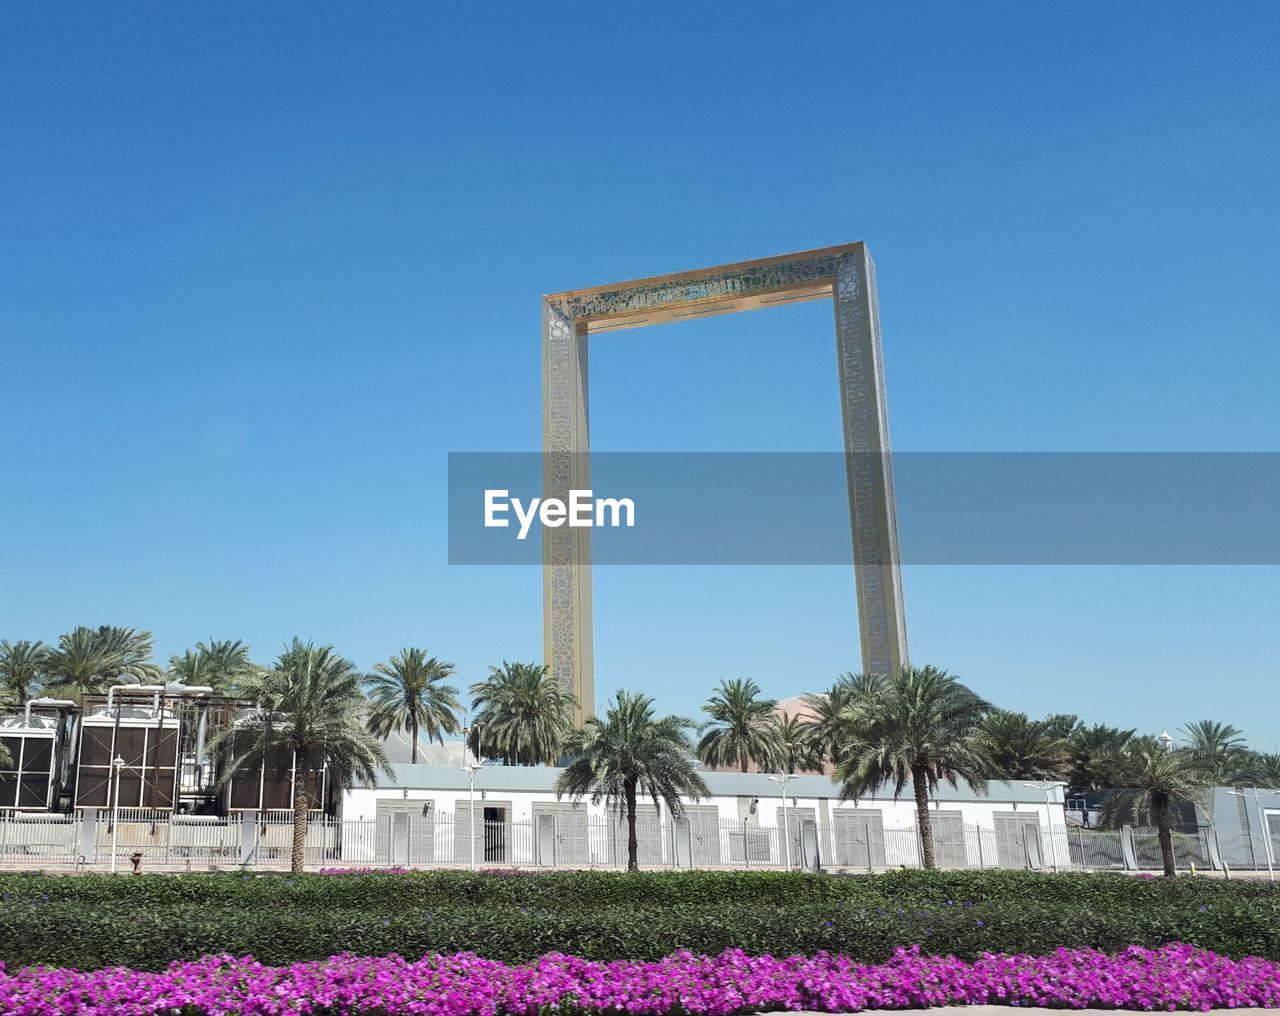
[340,759,1069,872]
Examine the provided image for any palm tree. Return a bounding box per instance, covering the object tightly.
[801,672,885,767]
[42,628,111,702]
[1042,713,1083,740]
[1254,753,1280,789]
[93,626,164,681]
[0,640,48,703]
[556,690,710,870]
[838,671,891,700]
[211,639,390,874]
[697,678,779,772]
[1180,720,1260,786]
[977,709,1070,780]
[833,666,992,869]
[468,662,575,765]
[1065,723,1137,795]
[366,648,462,763]
[43,625,162,701]
[1100,736,1206,878]
[169,638,257,695]
[773,711,820,774]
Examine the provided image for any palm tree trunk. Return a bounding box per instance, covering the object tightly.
[291,767,309,876]
[410,718,418,765]
[624,776,639,872]
[913,763,936,869]
[1152,790,1176,878]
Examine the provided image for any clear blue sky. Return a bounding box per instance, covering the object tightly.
[2,4,1277,749]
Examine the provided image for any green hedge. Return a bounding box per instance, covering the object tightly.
[0,870,1276,971]
[3,868,1276,909]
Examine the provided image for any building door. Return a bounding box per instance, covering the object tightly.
[608,804,663,867]
[781,806,816,867]
[682,805,721,867]
[994,812,1043,869]
[375,800,434,866]
[532,802,588,866]
[391,813,410,865]
[929,811,968,869]
[673,818,692,867]
[833,809,885,869]
[800,819,821,869]
[483,806,506,863]
[454,800,510,866]
[536,814,556,865]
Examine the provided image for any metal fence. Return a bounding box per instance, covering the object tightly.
[0,810,1271,874]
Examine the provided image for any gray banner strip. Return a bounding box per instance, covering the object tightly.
[448,452,1280,565]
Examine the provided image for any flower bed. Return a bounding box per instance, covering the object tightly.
[2,944,1278,1015]
[315,867,560,876]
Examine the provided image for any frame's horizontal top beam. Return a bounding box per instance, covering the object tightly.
[545,241,865,334]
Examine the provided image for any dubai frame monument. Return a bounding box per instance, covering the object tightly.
[543,243,909,725]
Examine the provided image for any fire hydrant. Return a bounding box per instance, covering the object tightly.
[129,851,144,875]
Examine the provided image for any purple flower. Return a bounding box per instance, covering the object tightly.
[1,944,1278,1013]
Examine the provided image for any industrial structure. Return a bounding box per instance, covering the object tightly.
[0,685,332,819]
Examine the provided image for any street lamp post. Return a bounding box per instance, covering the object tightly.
[110,755,125,874]
[1022,781,1067,873]
[1228,788,1278,883]
[461,721,483,872]
[462,764,480,870]
[767,774,798,870]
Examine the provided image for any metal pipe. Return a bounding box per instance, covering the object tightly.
[781,785,791,869]
[167,684,214,697]
[470,768,477,870]
[767,774,797,870]
[152,683,216,809]
[110,755,124,874]
[108,697,125,818]
[106,684,164,711]
[23,697,74,726]
[144,689,167,809]
[19,696,77,812]
[194,707,209,787]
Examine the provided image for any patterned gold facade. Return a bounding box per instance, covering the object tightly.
[543,243,909,725]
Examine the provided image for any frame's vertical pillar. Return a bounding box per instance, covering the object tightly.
[542,301,594,725]
[833,247,910,677]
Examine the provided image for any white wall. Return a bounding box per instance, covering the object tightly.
[338,770,1068,869]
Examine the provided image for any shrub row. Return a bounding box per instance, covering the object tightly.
[1,895,1277,970]
[1,870,1276,971]
[1,867,1276,910]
